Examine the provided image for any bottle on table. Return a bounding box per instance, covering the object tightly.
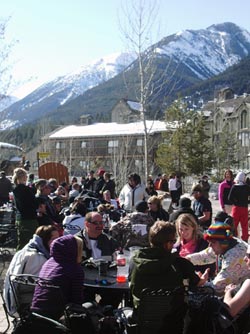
[116,250,127,283]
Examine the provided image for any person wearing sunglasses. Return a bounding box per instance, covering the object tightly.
[76,211,118,261]
[76,211,121,308]
[224,245,250,319]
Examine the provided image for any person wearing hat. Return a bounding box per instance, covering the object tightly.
[187,221,249,295]
[169,197,197,223]
[191,184,212,230]
[228,171,250,242]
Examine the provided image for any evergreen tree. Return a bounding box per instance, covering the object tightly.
[156,101,214,176]
[185,115,214,175]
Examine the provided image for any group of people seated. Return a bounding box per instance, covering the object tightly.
[3,167,250,333]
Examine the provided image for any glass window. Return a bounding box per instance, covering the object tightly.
[137,139,143,146]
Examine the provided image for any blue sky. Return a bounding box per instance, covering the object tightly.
[1,0,250,98]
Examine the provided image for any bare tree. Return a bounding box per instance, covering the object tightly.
[0,17,17,100]
[118,0,178,181]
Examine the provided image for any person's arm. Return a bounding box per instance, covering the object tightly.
[224,279,250,317]
[198,210,211,224]
[186,247,216,266]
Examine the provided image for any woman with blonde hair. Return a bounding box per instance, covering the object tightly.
[12,167,38,250]
[148,195,169,222]
[175,213,215,275]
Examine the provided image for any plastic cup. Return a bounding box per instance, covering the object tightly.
[98,261,109,276]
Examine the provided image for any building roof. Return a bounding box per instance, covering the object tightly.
[0,142,23,151]
[47,120,174,139]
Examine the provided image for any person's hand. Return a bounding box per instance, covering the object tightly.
[197,268,210,286]
[225,284,237,293]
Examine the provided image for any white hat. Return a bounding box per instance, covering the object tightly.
[235,171,245,183]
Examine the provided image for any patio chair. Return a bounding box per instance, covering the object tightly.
[8,274,70,333]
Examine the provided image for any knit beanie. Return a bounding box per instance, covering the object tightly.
[204,221,233,247]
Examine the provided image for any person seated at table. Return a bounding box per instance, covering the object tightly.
[103,190,119,209]
[76,212,122,308]
[63,201,87,235]
[76,212,119,261]
[111,200,154,249]
[31,235,84,320]
[174,213,215,276]
[129,221,209,333]
[4,225,59,316]
[147,195,169,222]
[186,221,249,295]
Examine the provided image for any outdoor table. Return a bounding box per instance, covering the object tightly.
[82,263,130,306]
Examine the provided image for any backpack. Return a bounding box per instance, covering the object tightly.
[185,287,238,334]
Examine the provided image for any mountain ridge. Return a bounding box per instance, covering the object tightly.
[1,22,250,138]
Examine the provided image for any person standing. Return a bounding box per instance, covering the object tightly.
[95,168,106,199]
[199,175,210,199]
[12,168,39,250]
[119,173,148,212]
[168,173,178,207]
[192,184,212,231]
[228,171,250,242]
[219,169,234,215]
[0,171,12,206]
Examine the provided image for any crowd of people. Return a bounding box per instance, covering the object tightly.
[1,167,250,333]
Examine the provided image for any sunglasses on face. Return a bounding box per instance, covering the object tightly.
[90,221,104,226]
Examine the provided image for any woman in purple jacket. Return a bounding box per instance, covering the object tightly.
[31,234,84,320]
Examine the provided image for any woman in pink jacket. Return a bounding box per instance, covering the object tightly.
[218,169,234,215]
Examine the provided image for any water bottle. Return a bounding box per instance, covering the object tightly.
[116,251,127,283]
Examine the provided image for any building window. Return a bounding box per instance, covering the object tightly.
[241,110,247,129]
[81,141,87,148]
[238,132,249,147]
[79,161,89,169]
[56,142,65,149]
[137,139,143,146]
[108,140,119,154]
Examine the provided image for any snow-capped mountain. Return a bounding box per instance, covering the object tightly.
[154,22,250,79]
[2,22,250,130]
[0,52,136,129]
